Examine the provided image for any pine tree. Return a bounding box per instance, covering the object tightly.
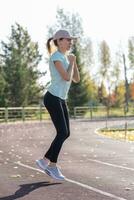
[0,23,42,106]
[68,43,90,113]
[0,59,6,106]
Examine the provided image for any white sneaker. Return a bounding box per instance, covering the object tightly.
[36,159,48,171]
[45,166,65,181]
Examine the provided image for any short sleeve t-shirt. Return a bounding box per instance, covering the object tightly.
[47,51,72,100]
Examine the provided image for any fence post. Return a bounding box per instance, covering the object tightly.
[5,107,8,122]
[74,107,76,119]
[90,107,93,119]
[39,106,42,121]
[22,107,25,121]
[124,121,127,140]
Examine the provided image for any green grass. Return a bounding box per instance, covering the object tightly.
[98,128,134,141]
[84,107,134,118]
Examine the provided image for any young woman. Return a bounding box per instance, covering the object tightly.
[36,29,80,180]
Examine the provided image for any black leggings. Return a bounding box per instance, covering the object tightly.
[43,91,70,163]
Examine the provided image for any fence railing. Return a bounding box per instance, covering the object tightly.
[0,107,49,122]
[0,106,134,123]
[74,106,134,119]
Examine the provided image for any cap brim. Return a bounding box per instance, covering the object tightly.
[70,36,77,40]
[53,36,77,40]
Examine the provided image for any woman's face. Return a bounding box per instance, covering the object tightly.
[58,38,72,51]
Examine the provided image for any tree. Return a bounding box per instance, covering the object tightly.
[0,23,42,107]
[122,54,129,113]
[115,42,130,112]
[98,82,107,104]
[47,8,83,38]
[98,40,112,107]
[113,82,125,107]
[0,59,6,106]
[68,43,91,112]
[98,40,111,83]
[111,52,122,88]
[130,82,134,101]
[81,37,94,71]
[128,37,134,84]
[128,37,134,68]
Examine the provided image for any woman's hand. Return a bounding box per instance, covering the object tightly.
[67,54,76,65]
[67,54,80,83]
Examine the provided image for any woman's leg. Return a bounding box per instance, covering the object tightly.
[62,101,70,138]
[44,93,70,163]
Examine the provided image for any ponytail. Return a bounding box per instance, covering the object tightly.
[46,37,53,54]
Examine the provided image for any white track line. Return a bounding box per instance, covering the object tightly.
[15,161,127,200]
[88,158,134,171]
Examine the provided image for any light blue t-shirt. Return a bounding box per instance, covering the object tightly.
[47,51,72,100]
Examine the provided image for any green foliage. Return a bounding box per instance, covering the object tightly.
[68,44,89,110]
[114,82,125,107]
[97,82,107,104]
[0,23,42,107]
[48,8,83,37]
[128,37,134,82]
[99,40,111,81]
[128,37,134,67]
[0,65,7,106]
[97,40,112,108]
[130,82,134,101]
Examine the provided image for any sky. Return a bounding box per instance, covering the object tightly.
[0,0,134,82]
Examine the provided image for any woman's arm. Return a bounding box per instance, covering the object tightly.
[72,59,80,83]
[53,60,74,81]
[53,54,80,83]
[67,54,80,83]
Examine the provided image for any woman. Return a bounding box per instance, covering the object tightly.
[36,29,80,180]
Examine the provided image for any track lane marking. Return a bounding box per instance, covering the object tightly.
[15,161,127,200]
[88,158,134,171]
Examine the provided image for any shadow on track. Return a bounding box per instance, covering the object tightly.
[0,181,62,200]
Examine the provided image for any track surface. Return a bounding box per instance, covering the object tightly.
[0,119,134,200]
